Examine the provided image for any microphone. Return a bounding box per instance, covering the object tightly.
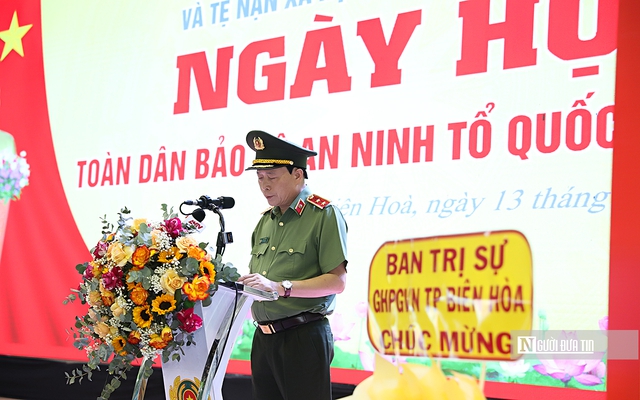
[191,208,206,222]
[184,195,235,210]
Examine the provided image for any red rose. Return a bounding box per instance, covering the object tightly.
[177,308,203,333]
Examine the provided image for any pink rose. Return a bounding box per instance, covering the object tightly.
[177,308,203,333]
[163,218,183,238]
[102,267,124,290]
[93,241,109,259]
[83,264,95,280]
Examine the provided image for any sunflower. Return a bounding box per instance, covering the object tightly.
[158,247,184,263]
[199,260,216,279]
[152,294,177,315]
[112,336,127,356]
[132,305,153,328]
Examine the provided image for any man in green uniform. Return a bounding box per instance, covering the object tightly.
[238,130,348,400]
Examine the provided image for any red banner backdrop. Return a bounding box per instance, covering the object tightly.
[0,0,90,359]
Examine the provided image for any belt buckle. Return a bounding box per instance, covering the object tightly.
[259,323,276,334]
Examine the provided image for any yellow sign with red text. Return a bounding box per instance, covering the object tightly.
[368,231,532,360]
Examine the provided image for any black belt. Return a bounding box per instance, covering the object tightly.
[256,312,325,335]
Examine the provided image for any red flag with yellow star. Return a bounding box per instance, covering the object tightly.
[0,2,90,360]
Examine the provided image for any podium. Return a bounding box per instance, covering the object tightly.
[158,282,276,400]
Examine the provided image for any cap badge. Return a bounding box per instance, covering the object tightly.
[253,136,265,150]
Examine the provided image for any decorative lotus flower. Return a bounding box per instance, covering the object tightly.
[329,312,356,341]
[599,316,608,331]
[532,330,606,386]
[533,357,605,386]
[498,359,530,379]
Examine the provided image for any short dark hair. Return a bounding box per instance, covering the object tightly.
[286,165,309,179]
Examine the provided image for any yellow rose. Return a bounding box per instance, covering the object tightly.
[107,242,134,267]
[175,237,198,253]
[94,322,111,338]
[88,309,99,322]
[110,302,126,318]
[131,218,147,233]
[88,291,103,306]
[160,269,187,295]
[150,230,162,248]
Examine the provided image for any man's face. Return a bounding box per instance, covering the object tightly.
[256,167,301,211]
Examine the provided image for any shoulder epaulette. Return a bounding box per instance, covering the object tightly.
[307,194,331,209]
[261,206,274,215]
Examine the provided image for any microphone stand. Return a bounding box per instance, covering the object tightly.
[196,205,238,400]
[212,206,233,257]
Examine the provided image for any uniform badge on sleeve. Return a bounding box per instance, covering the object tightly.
[307,194,331,209]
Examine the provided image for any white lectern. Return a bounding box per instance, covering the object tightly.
[158,282,276,400]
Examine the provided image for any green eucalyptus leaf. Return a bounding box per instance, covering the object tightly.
[183,257,199,276]
[76,263,88,274]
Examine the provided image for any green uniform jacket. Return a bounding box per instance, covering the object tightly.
[248,186,348,322]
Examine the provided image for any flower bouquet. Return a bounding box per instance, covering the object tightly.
[0,145,30,259]
[0,148,30,203]
[64,205,239,400]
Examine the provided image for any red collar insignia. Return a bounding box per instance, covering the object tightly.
[294,199,306,215]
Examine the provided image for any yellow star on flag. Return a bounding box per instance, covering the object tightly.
[0,11,33,61]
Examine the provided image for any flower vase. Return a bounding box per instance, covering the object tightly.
[0,199,9,262]
[131,356,155,400]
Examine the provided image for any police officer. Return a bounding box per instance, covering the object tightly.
[238,130,348,400]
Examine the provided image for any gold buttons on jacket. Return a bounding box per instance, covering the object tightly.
[271,246,276,251]
[279,222,284,226]
[288,248,294,253]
